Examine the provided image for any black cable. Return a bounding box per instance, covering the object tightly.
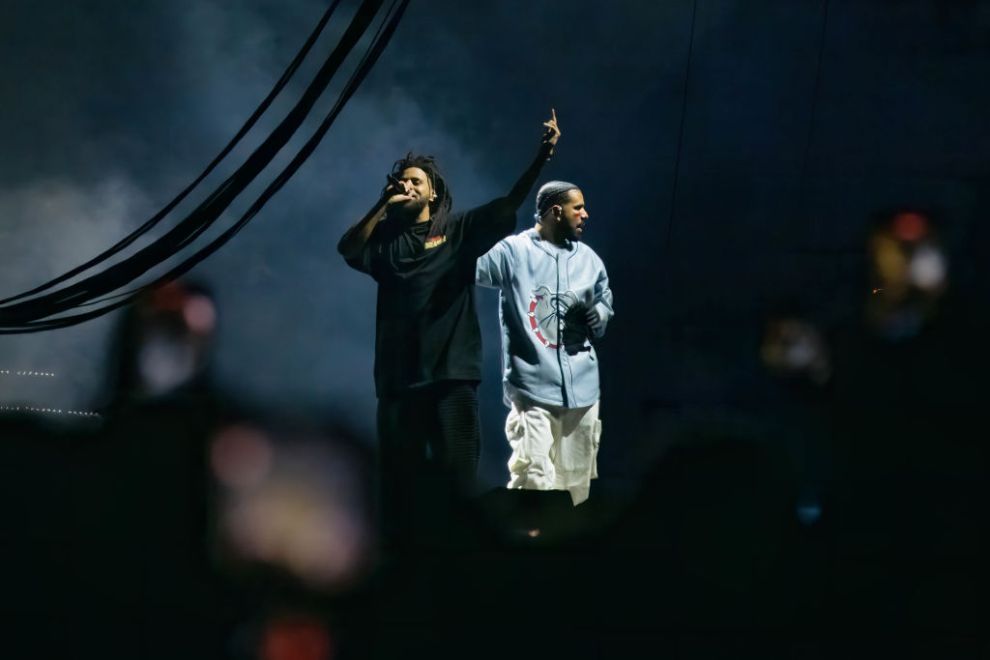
[0,0,344,305]
[87,0,406,311]
[0,0,395,331]
[1,0,410,333]
[661,0,698,260]
[797,0,831,210]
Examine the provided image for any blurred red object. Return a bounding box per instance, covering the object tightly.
[261,615,332,660]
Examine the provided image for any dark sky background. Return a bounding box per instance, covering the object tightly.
[1,0,989,492]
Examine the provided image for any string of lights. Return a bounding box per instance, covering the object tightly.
[0,404,100,418]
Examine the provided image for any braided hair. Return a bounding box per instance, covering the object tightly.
[534,180,579,222]
[390,152,453,238]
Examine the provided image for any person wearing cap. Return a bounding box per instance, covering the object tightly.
[337,110,561,550]
[476,181,613,505]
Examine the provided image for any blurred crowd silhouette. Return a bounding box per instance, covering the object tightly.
[2,208,988,659]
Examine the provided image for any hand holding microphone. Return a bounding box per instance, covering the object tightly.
[383,173,414,208]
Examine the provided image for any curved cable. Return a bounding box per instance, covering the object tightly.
[0,0,344,305]
[0,0,410,333]
[0,0,392,330]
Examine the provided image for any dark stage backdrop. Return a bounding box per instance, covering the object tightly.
[1,0,988,491]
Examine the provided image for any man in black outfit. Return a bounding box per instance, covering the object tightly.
[338,110,561,549]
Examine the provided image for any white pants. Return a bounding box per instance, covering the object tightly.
[505,395,601,505]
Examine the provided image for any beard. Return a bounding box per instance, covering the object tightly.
[388,196,430,221]
[564,223,583,241]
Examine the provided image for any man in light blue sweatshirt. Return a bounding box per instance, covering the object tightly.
[476,181,614,505]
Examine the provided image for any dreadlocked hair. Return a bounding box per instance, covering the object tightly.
[390,152,453,238]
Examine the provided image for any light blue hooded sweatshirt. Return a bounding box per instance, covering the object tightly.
[476,227,614,408]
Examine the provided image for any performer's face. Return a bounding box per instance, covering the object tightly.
[396,167,435,216]
[554,189,589,240]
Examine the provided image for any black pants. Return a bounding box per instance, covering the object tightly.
[376,380,480,550]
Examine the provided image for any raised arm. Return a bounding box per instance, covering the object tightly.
[504,108,561,209]
[461,110,563,258]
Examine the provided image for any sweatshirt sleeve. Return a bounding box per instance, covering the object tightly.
[475,238,513,289]
[588,259,614,339]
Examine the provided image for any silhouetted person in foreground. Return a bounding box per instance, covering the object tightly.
[89,280,236,658]
[338,110,561,551]
[827,209,988,639]
[757,304,833,516]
